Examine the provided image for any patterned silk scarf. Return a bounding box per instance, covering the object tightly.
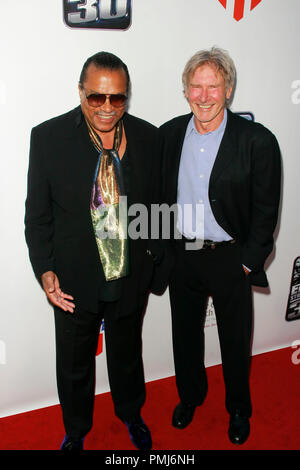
[87,118,129,281]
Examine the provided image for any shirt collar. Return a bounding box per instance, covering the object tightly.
[187,107,228,138]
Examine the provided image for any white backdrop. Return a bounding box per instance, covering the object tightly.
[1,0,300,418]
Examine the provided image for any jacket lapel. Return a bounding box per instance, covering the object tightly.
[209,109,238,187]
[168,113,192,203]
[69,107,100,208]
[123,113,150,205]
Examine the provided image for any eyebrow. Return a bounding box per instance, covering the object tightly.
[189,83,220,87]
[84,88,127,95]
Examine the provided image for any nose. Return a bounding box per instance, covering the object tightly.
[101,95,113,112]
[198,88,208,103]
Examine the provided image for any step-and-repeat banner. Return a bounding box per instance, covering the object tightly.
[1,0,300,417]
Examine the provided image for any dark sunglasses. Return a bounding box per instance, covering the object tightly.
[81,88,127,108]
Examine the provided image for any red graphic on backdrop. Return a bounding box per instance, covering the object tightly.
[218,0,262,21]
[96,320,105,356]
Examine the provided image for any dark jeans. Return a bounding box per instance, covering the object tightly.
[54,302,146,440]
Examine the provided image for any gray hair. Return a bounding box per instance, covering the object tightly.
[182,47,236,96]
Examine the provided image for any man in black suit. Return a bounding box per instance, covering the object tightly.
[25,52,157,450]
[159,47,281,444]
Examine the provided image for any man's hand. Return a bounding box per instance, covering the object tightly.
[41,271,75,313]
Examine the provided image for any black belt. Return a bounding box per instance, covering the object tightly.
[179,236,236,250]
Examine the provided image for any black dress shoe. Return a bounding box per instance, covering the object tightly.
[60,435,84,450]
[125,417,152,450]
[172,402,196,429]
[228,411,250,445]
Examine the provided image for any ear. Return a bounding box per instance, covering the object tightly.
[226,86,233,101]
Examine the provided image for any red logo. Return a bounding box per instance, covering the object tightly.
[218,0,262,21]
[96,320,105,356]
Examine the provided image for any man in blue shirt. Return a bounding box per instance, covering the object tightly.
[159,47,281,445]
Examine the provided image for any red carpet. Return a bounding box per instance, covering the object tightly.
[1,347,299,451]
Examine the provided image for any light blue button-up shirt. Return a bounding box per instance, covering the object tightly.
[177,109,231,241]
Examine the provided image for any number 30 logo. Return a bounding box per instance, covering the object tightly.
[63,0,131,29]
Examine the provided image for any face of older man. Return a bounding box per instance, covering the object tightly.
[185,63,232,134]
[79,64,127,137]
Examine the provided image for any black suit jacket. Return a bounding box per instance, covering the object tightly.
[25,106,158,316]
[157,109,281,287]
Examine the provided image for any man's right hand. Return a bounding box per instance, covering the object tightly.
[41,271,75,313]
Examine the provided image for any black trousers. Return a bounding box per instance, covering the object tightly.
[54,302,146,441]
[169,240,253,417]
